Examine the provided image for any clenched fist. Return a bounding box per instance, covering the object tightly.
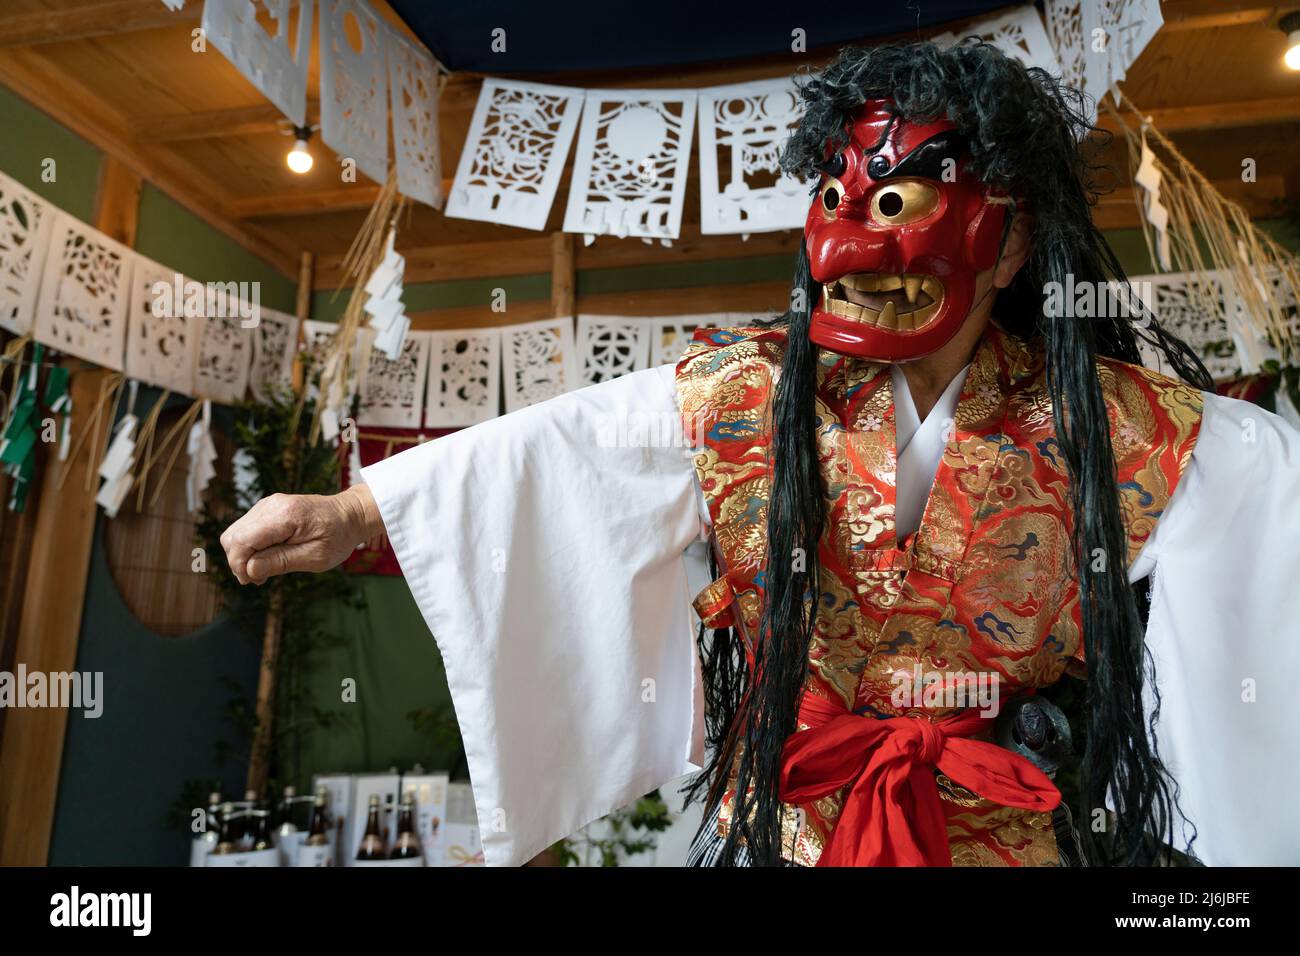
[220,484,384,585]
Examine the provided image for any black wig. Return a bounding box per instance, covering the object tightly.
[696,40,1212,867]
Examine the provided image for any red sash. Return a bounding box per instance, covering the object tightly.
[779,694,1061,866]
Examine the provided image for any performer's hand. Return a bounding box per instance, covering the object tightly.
[220,484,383,585]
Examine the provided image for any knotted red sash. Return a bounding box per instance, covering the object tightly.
[779,694,1061,867]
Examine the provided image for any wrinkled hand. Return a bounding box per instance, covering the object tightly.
[220,485,381,585]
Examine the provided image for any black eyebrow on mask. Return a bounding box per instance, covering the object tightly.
[868,128,966,181]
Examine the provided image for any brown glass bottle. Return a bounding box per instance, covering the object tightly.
[355,794,387,860]
[305,787,330,847]
[389,793,422,859]
[212,802,238,855]
[250,807,272,852]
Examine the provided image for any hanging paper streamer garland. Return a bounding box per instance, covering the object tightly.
[563,89,697,244]
[444,79,584,231]
[500,318,577,413]
[320,0,390,184]
[575,314,651,386]
[202,0,313,127]
[193,286,253,405]
[95,379,139,519]
[932,5,1060,73]
[302,319,372,442]
[0,342,45,511]
[1042,0,1163,121]
[0,171,56,336]
[696,78,808,236]
[248,307,300,401]
[358,330,430,428]
[1132,133,1172,271]
[424,328,501,428]
[125,255,199,395]
[33,211,132,371]
[362,230,408,360]
[186,400,217,514]
[385,25,444,209]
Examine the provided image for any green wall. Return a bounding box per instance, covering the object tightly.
[0,84,100,221]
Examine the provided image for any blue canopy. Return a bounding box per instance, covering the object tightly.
[389,0,1014,73]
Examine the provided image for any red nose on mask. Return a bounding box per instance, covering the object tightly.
[804,99,1009,362]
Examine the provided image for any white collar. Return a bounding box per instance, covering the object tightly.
[890,363,971,538]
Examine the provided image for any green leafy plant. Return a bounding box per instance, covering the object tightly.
[192,385,362,796]
[551,790,673,867]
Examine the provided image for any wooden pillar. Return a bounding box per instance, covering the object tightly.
[0,155,140,865]
[247,250,313,796]
[290,250,313,392]
[550,231,575,320]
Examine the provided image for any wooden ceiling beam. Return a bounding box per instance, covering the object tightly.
[1159,2,1286,32]
[314,228,802,288]
[1097,94,1300,133]
[0,46,299,276]
[406,280,791,331]
[139,101,321,143]
[0,0,198,49]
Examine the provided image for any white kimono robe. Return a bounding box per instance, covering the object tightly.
[363,363,1300,866]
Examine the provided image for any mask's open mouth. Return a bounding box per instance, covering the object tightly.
[821,272,945,332]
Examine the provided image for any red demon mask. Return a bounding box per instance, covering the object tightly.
[804,99,1011,361]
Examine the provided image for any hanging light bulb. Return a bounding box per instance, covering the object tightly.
[287,125,314,174]
[1282,13,1300,70]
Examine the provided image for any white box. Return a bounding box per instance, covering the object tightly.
[440,782,483,867]
[205,848,280,868]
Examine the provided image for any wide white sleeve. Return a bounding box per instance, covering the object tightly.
[361,364,706,866]
[1129,391,1300,865]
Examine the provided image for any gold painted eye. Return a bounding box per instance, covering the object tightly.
[870,180,940,225]
[820,178,843,214]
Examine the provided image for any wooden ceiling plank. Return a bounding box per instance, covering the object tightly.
[0,1,198,49]
[0,46,299,276]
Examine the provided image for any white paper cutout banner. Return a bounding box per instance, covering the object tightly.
[358,329,429,427]
[301,318,372,412]
[0,170,56,336]
[575,314,651,386]
[1132,271,1238,381]
[1044,0,1162,121]
[563,89,697,243]
[500,318,577,412]
[385,25,443,209]
[697,78,809,236]
[445,79,584,231]
[193,288,253,405]
[933,5,1060,73]
[34,211,131,371]
[249,306,301,401]
[646,313,752,368]
[425,328,501,428]
[202,0,313,127]
[320,0,389,184]
[125,255,198,395]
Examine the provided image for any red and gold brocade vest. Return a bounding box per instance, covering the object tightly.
[675,323,1203,866]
